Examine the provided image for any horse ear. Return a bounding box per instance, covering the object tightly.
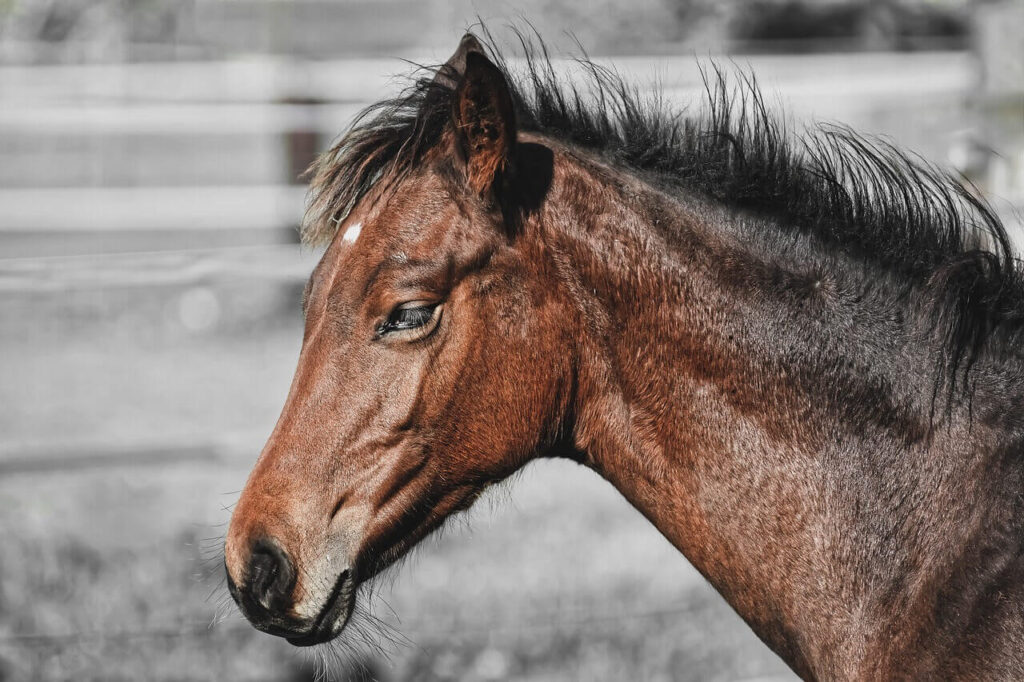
[433,33,484,89]
[450,49,516,199]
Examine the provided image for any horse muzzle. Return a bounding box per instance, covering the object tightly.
[225,536,357,646]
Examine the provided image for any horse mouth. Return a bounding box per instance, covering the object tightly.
[286,569,356,647]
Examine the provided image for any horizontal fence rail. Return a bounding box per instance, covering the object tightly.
[0,244,316,292]
[0,186,308,233]
[0,53,973,106]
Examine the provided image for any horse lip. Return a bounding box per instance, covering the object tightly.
[286,569,355,647]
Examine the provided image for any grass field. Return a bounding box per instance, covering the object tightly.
[0,277,796,681]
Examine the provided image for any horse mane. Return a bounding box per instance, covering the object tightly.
[304,30,1024,388]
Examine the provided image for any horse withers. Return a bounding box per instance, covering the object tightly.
[225,33,1024,679]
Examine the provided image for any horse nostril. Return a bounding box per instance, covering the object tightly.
[245,540,296,614]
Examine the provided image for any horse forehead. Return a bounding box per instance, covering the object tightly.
[348,193,445,244]
[341,221,363,244]
[332,182,465,270]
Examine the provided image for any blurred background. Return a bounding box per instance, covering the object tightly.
[0,0,1021,680]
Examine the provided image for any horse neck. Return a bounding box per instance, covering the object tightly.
[532,147,1024,678]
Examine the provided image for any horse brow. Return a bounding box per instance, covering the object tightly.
[359,257,448,300]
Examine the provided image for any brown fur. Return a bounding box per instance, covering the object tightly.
[226,35,1024,678]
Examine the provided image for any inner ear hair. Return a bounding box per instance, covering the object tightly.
[452,51,517,199]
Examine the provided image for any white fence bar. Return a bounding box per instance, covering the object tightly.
[0,185,307,232]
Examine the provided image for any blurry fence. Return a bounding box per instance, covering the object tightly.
[1,50,1020,477]
[1,51,1018,254]
[0,243,314,480]
[2,48,1017,682]
[1,49,1020,474]
[0,244,309,293]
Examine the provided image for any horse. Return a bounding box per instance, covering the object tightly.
[224,32,1024,679]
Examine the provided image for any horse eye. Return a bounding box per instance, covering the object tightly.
[381,303,438,334]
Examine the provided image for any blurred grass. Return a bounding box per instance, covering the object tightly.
[0,460,795,681]
[0,278,796,681]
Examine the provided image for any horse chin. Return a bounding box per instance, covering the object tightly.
[286,570,357,647]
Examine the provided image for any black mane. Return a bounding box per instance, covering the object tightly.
[305,31,1024,387]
